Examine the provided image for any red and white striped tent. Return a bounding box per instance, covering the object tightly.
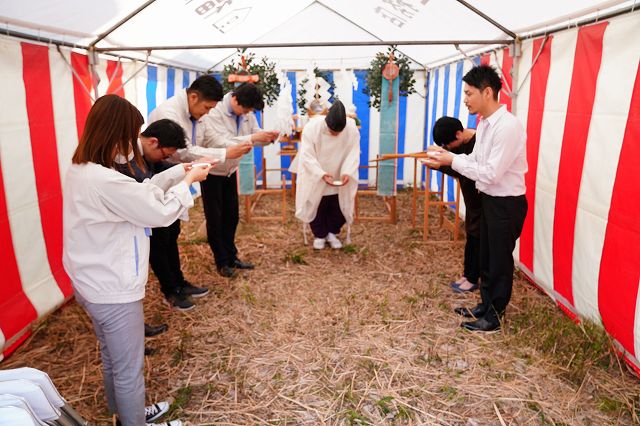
[0,0,639,373]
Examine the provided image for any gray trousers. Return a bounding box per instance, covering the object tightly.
[75,292,145,426]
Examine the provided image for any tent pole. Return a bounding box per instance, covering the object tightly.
[521,2,638,40]
[510,39,521,116]
[95,39,512,52]
[0,28,202,72]
[88,0,157,49]
[454,0,516,38]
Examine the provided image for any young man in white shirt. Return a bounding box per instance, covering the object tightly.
[149,76,252,307]
[426,65,528,332]
[202,83,279,277]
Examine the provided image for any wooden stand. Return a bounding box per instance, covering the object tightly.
[354,161,397,224]
[421,161,461,241]
[259,133,299,193]
[243,171,287,223]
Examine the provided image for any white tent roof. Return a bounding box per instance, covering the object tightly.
[0,0,634,70]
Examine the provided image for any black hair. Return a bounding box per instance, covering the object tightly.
[325,100,347,132]
[432,116,463,147]
[141,119,187,149]
[462,64,502,100]
[187,75,223,101]
[232,83,264,110]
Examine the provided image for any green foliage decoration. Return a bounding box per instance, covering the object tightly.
[364,47,417,111]
[221,50,280,107]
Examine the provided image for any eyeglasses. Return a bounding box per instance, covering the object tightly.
[159,147,173,159]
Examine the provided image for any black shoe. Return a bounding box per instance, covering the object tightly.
[231,259,254,270]
[218,265,235,277]
[180,281,209,298]
[144,323,168,337]
[164,293,195,311]
[461,316,501,332]
[454,304,486,318]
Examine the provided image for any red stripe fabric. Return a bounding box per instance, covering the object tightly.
[106,60,125,97]
[499,47,513,111]
[0,156,38,339]
[552,22,608,307]
[598,62,640,356]
[519,36,553,272]
[70,52,93,142]
[21,43,72,297]
[480,53,490,65]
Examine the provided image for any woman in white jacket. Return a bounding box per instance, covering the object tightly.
[62,95,210,426]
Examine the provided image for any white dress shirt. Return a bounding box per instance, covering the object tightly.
[451,105,527,197]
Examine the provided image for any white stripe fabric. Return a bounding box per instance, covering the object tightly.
[49,47,78,185]
[424,67,437,190]
[0,39,64,316]
[441,64,455,202]
[135,64,149,121]
[122,61,141,106]
[173,68,183,97]
[572,15,640,321]
[430,67,445,192]
[156,66,168,105]
[94,58,110,98]
[402,70,426,188]
[531,28,579,296]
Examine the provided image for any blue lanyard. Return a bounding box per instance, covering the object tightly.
[191,118,197,146]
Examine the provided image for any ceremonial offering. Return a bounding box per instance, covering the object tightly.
[191,162,212,168]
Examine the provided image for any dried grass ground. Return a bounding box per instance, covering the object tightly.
[5,190,640,425]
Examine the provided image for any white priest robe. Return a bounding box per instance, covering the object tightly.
[292,116,360,224]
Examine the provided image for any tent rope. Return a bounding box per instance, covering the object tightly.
[56,45,95,102]
[109,50,151,95]
[491,50,513,98]
[515,35,550,94]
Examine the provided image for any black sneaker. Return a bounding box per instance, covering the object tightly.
[144,323,168,337]
[164,293,195,311]
[145,401,169,423]
[180,281,209,298]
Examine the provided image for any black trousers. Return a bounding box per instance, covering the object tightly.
[310,194,346,238]
[149,219,185,297]
[463,233,480,284]
[478,193,528,320]
[200,173,239,269]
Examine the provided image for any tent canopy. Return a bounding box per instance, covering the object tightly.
[0,0,634,70]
